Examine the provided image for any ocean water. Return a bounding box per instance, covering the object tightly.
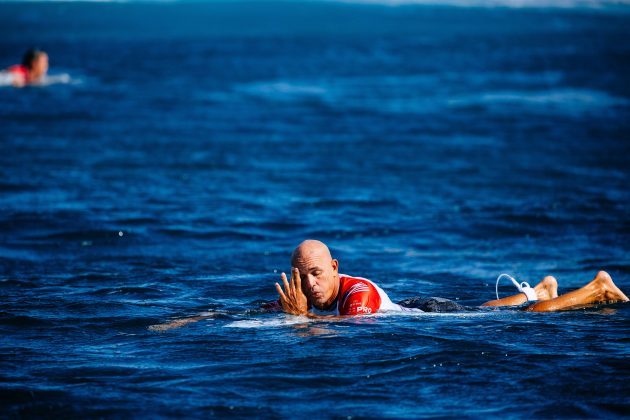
[1,1,630,418]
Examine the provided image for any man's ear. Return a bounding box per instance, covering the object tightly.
[331,259,338,272]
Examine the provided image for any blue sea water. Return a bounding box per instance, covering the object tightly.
[1,1,630,418]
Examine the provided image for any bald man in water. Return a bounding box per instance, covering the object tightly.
[274,240,629,316]
[149,240,628,330]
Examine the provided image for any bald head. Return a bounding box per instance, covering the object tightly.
[291,239,332,266]
[291,240,340,310]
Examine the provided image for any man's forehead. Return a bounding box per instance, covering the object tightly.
[292,250,329,264]
[296,264,324,272]
[292,253,331,270]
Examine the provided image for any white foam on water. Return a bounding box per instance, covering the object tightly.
[0,72,19,87]
[375,309,497,319]
[235,81,328,102]
[0,72,81,87]
[448,88,629,114]
[224,316,312,329]
[33,73,81,86]
[224,310,498,329]
[230,74,628,116]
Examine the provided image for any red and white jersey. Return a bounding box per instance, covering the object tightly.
[5,64,28,83]
[310,274,403,316]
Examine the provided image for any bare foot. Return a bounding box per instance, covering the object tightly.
[594,271,629,303]
[534,276,558,301]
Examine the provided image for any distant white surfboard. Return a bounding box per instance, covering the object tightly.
[0,71,78,87]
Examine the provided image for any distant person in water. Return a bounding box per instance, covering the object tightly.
[2,48,49,87]
[271,240,628,316]
[149,240,628,331]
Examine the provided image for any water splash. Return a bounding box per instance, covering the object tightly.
[0,72,80,87]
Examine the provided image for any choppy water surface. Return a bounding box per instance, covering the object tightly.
[1,1,629,417]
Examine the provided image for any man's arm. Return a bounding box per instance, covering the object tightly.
[148,301,288,332]
[150,273,310,332]
[148,314,212,332]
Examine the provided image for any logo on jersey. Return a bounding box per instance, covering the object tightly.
[341,282,370,309]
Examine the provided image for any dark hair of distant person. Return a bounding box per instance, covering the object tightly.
[22,48,47,70]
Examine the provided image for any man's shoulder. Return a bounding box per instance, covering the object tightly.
[7,64,27,74]
[338,274,382,315]
[339,274,376,292]
[5,65,28,85]
[339,274,376,286]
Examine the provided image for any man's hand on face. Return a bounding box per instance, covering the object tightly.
[275,267,308,315]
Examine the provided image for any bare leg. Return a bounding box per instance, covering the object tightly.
[481,276,558,307]
[526,271,628,312]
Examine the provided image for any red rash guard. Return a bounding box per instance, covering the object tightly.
[336,275,382,315]
[7,64,29,82]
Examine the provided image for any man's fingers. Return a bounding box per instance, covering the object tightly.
[289,269,296,294]
[275,282,288,302]
[282,272,291,295]
[280,272,291,295]
[293,267,303,293]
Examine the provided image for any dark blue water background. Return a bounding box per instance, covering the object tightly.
[1,1,630,417]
